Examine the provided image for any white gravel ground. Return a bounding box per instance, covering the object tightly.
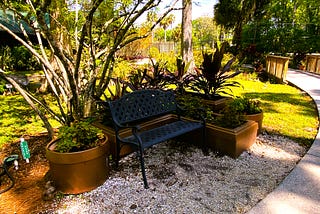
[43,133,306,214]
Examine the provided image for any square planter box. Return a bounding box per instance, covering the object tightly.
[178,117,258,158]
[205,120,258,158]
[245,112,263,135]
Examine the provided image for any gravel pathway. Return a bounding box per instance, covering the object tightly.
[42,133,306,214]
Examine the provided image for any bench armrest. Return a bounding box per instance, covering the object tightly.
[112,119,141,137]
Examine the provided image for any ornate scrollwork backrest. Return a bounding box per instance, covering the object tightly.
[109,89,176,125]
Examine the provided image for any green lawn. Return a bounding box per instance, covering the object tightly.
[231,77,319,147]
[0,95,60,147]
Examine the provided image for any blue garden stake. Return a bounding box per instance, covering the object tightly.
[20,138,30,163]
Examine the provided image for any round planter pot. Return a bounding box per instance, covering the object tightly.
[46,137,110,194]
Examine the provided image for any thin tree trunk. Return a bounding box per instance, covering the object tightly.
[181,0,195,74]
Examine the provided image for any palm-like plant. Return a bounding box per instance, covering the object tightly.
[184,42,242,99]
[125,59,173,91]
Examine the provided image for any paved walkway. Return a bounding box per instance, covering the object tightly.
[247,69,320,214]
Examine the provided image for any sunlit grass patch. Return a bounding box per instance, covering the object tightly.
[231,78,319,147]
[0,95,59,147]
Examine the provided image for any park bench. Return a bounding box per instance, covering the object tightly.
[108,89,206,188]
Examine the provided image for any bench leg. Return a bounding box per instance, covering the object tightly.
[138,147,149,189]
[116,140,120,168]
[202,126,209,155]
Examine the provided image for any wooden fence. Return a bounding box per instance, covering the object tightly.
[266,55,290,83]
[150,42,176,53]
[306,54,320,74]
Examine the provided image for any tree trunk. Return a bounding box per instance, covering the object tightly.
[233,21,243,56]
[181,0,195,75]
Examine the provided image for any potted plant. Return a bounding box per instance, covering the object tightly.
[208,102,258,158]
[182,42,242,111]
[46,120,110,194]
[177,95,258,158]
[227,97,263,134]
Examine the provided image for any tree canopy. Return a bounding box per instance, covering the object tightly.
[214,0,270,55]
[241,0,320,64]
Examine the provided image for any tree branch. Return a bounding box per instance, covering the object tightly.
[0,69,55,139]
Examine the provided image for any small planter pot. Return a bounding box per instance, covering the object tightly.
[46,137,110,194]
[245,112,263,135]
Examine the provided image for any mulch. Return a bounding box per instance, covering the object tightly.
[0,133,53,214]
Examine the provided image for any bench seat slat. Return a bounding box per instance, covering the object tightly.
[122,120,202,148]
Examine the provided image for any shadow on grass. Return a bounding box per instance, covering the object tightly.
[243,92,317,117]
[0,95,36,145]
[242,92,318,147]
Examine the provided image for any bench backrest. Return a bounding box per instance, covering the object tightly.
[108,89,177,125]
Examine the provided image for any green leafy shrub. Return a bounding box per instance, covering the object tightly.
[11,46,41,71]
[0,79,6,95]
[214,105,246,129]
[229,97,262,115]
[55,121,104,153]
[176,94,206,119]
[156,52,177,73]
[0,46,12,70]
[177,94,247,129]
[112,59,132,79]
[211,97,262,129]
[0,45,41,71]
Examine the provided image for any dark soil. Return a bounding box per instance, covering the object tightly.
[0,133,53,214]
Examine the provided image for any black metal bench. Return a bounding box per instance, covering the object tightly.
[108,89,206,188]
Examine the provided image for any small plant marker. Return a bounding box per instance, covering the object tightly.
[20,138,30,163]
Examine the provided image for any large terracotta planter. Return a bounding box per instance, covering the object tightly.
[245,112,263,135]
[46,137,110,194]
[94,114,177,159]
